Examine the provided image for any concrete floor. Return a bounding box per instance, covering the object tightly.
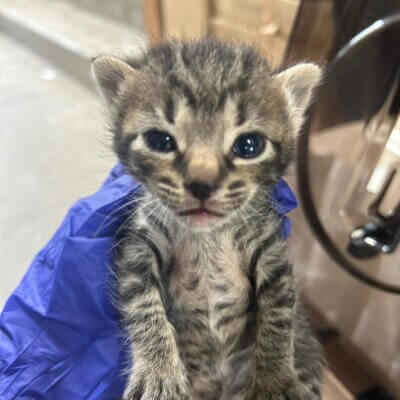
[0,0,142,56]
[0,33,116,308]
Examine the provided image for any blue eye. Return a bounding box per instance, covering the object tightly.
[232,132,266,159]
[145,129,177,153]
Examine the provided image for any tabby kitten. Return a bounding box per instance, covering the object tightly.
[92,38,323,400]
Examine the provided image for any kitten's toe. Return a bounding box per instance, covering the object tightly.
[124,372,190,400]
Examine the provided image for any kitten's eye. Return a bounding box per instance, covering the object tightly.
[232,132,266,159]
[145,129,177,153]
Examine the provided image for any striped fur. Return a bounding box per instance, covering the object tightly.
[93,39,323,399]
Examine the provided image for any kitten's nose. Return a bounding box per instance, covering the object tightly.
[186,181,214,200]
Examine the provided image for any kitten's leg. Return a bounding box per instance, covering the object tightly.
[251,238,321,400]
[117,228,189,400]
[290,311,323,399]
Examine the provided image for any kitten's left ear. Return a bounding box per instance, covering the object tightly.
[274,63,322,134]
[91,56,137,113]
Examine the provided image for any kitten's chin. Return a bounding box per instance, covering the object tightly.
[177,210,226,232]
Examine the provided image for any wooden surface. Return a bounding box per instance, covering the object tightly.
[210,16,286,67]
[161,0,209,38]
[212,0,266,28]
[142,0,162,42]
[323,369,354,400]
[142,0,298,68]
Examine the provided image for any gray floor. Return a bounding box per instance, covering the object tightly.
[0,0,142,56]
[0,33,116,308]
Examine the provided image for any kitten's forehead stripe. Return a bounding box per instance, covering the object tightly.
[164,96,175,124]
[236,100,247,126]
[180,44,191,68]
[215,90,227,112]
[167,73,197,109]
[241,47,256,75]
[150,43,175,74]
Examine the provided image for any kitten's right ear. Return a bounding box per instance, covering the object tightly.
[91,56,136,112]
[273,63,322,135]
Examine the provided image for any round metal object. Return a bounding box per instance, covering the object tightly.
[297,15,400,294]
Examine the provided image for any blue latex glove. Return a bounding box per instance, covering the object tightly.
[0,163,297,400]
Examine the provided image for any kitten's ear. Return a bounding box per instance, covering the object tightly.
[274,63,322,134]
[91,56,136,112]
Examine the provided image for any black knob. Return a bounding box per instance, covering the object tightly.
[347,218,400,259]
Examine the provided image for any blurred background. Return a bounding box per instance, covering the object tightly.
[1,1,400,399]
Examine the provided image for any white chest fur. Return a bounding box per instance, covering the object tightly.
[169,229,252,342]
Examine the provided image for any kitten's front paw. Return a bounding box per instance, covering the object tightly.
[255,387,299,400]
[262,389,300,400]
[123,371,190,400]
[253,393,292,400]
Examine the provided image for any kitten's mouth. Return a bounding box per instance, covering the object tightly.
[179,207,223,217]
[178,207,224,226]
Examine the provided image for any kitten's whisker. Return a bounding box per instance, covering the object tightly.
[220,195,247,207]
[157,177,179,190]
[157,184,180,196]
[225,190,247,199]
[142,200,165,223]
[243,201,265,221]
[93,193,145,236]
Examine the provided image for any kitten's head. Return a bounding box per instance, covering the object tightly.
[92,39,321,230]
